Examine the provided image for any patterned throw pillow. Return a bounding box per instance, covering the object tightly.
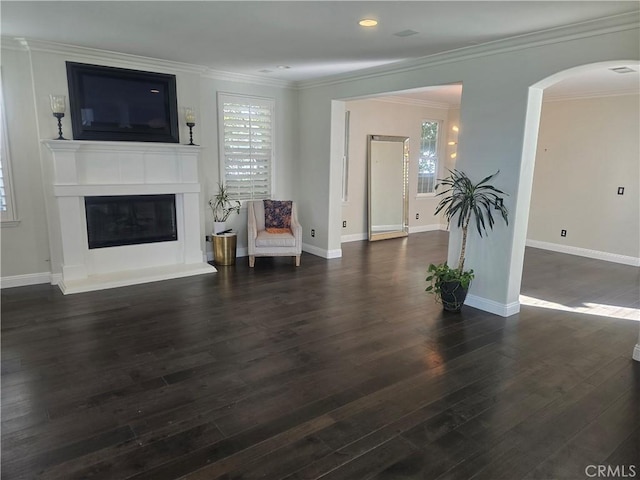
[263,200,292,234]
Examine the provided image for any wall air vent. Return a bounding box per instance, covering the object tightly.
[609,67,636,74]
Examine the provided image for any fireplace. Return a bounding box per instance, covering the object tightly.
[42,140,215,294]
[85,194,177,249]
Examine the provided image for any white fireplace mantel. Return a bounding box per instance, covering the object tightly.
[41,140,215,294]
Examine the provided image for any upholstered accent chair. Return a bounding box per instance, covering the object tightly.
[247,200,302,267]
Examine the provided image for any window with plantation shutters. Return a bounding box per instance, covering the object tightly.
[218,94,274,201]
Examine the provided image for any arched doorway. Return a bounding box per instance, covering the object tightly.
[513,60,640,358]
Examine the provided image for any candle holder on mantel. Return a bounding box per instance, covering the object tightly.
[49,94,67,140]
[184,107,198,146]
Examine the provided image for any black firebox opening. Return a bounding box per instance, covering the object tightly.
[85,194,177,249]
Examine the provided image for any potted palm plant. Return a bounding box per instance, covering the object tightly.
[426,170,509,311]
[209,182,241,234]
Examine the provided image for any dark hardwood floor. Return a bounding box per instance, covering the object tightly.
[2,231,639,480]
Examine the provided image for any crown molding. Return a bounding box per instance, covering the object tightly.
[0,36,28,51]
[543,89,639,103]
[10,37,295,88]
[5,10,638,91]
[296,11,640,90]
[369,95,453,109]
[15,38,209,75]
[201,68,294,89]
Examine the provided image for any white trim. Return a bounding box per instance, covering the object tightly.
[302,243,342,259]
[16,37,208,75]
[5,11,637,91]
[370,96,450,110]
[202,68,293,89]
[341,233,368,243]
[58,264,216,295]
[0,68,18,223]
[526,239,640,267]
[633,343,640,362]
[12,37,294,88]
[465,294,521,318]
[408,224,448,234]
[543,90,640,103]
[1,272,53,289]
[296,12,639,90]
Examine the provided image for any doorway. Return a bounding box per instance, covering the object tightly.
[518,61,639,322]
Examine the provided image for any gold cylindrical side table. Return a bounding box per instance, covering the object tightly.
[212,232,237,265]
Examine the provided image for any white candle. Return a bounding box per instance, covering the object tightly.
[50,94,66,114]
[185,107,196,123]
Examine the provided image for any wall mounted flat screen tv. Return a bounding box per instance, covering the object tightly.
[66,62,179,143]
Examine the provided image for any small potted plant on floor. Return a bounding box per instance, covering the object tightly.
[426,170,509,311]
[209,182,241,234]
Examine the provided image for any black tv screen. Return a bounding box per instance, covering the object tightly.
[66,62,179,143]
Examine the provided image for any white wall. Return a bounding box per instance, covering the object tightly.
[0,47,51,279]
[198,77,297,258]
[298,22,639,315]
[0,39,297,280]
[528,94,639,260]
[341,98,452,241]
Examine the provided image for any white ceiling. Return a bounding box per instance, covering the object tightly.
[2,1,639,83]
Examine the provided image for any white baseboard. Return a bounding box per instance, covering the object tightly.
[1,272,53,289]
[633,343,640,362]
[465,294,520,317]
[409,224,448,234]
[302,243,342,259]
[526,239,640,267]
[341,233,368,243]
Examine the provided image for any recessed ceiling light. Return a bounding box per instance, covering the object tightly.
[277,65,291,70]
[610,66,636,74]
[359,19,378,27]
[259,69,273,74]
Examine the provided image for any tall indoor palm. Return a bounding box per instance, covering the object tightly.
[426,169,509,311]
[435,169,509,272]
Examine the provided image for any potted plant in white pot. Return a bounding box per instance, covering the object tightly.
[209,182,241,234]
[426,169,509,312]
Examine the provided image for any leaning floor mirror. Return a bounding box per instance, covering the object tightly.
[367,135,409,241]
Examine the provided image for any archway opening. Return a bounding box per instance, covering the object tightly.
[515,61,639,323]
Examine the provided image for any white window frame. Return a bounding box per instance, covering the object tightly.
[416,119,442,198]
[0,70,18,225]
[217,92,275,201]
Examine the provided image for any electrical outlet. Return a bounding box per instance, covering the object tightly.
[618,187,625,195]
[342,221,347,228]
[415,213,419,220]
[311,229,315,238]
[561,229,567,237]
[205,235,211,242]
